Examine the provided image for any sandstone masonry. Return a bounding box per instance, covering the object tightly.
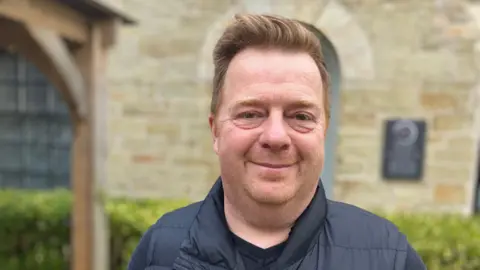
[105,0,480,215]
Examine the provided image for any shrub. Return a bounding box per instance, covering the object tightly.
[0,189,479,270]
[0,189,187,270]
[385,212,480,270]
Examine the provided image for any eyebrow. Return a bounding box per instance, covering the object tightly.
[229,98,322,114]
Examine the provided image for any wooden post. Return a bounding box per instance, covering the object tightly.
[72,24,99,270]
[72,119,93,270]
[72,20,111,270]
[0,3,132,270]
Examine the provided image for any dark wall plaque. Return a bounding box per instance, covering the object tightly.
[382,119,427,180]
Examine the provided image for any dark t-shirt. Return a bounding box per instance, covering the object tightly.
[230,232,425,270]
[231,232,286,270]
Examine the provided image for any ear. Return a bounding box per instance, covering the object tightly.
[209,114,219,155]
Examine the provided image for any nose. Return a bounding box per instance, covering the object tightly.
[258,111,291,151]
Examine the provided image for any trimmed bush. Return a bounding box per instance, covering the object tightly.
[0,189,479,270]
[385,212,480,270]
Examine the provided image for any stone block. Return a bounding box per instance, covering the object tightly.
[391,183,432,201]
[334,181,397,210]
[425,164,472,183]
[422,81,473,93]
[337,143,379,162]
[122,102,166,117]
[146,122,180,137]
[433,147,475,164]
[427,131,446,145]
[433,113,472,131]
[420,92,466,111]
[413,52,476,83]
[433,183,466,204]
[132,154,164,164]
[342,88,419,112]
[339,110,376,129]
[109,118,147,138]
[447,135,476,150]
[139,35,200,59]
[336,160,364,175]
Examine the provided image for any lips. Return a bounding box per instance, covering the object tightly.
[250,161,295,168]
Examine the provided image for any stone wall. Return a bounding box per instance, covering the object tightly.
[105,0,480,214]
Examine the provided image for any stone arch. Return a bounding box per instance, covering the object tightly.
[196,0,375,198]
[197,0,375,83]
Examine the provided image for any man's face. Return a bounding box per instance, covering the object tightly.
[209,47,326,205]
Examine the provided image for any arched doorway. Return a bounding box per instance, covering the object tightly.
[0,48,72,189]
[302,23,342,199]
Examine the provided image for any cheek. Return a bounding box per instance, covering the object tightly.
[293,132,325,160]
[217,125,258,156]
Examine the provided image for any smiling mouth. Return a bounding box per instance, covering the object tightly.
[250,162,295,169]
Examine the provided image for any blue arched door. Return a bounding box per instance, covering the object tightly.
[302,24,342,199]
[475,151,480,214]
[0,48,73,189]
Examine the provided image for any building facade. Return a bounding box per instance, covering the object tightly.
[3,0,478,214]
[102,0,480,215]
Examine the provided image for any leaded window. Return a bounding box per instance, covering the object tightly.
[0,49,72,189]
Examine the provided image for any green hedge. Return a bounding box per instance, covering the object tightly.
[0,189,188,270]
[0,189,479,270]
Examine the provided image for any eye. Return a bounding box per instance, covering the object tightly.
[294,113,312,121]
[286,112,317,133]
[232,111,265,129]
[238,111,261,119]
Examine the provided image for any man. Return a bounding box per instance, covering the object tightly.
[128,14,426,270]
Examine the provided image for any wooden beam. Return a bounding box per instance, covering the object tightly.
[26,25,88,118]
[100,18,121,48]
[0,0,89,44]
[0,19,86,121]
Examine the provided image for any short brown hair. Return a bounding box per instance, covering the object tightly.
[211,13,330,123]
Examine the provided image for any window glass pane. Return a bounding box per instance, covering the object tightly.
[0,51,72,189]
[50,121,72,146]
[0,171,23,188]
[52,89,69,115]
[0,52,16,80]
[25,82,48,113]
[51,174,70,189]
[0,84,17,111]
[26,61,46,82]
[0,115,21,142]
[25,144,49,174]
[23,118,49,144]
[0,143,22,171]
[23,175,50,190]
[50,147,71,175]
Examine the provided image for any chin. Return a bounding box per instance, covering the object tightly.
[247,181,298,205]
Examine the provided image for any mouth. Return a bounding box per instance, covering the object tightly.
[250,161,296,169]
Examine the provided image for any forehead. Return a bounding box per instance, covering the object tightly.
[224,48,322,93]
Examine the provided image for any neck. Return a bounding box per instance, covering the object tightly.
[223,188,316,249]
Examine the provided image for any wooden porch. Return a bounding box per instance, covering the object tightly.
[0,1,135,270]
